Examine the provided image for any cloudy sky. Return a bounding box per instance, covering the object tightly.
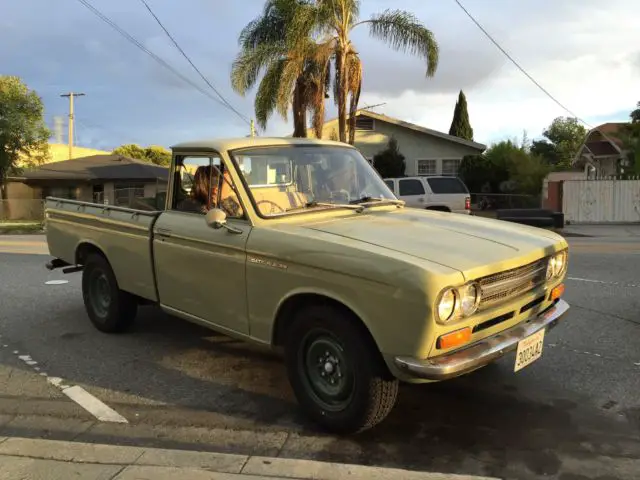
[2,0,638,151]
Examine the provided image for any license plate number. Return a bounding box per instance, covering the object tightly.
[514,329,545,372]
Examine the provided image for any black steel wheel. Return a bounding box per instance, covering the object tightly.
[82,253,137,333]
[284,304,399,434]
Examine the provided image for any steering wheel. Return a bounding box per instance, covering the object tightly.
[329,189,351,203]
[256,200,285,214]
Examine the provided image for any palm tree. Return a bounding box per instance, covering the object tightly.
[231,0,331,138]
[288,0,440,143]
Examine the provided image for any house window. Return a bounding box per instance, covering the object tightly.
[399,178,425,196]
[114,183,145,207]
[42,186,77,200]
[355,116,374,131]
[416,160,436,176]
[442,159,461,176]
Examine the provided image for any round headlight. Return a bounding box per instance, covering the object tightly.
[437,288,457,323]
[459,283,480,316]
[547,251,568,279]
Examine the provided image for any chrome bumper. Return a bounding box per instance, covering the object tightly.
[394,298,570,381]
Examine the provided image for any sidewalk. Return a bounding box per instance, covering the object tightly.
[0,436,496,480]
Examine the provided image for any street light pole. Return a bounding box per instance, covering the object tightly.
[60,92,85,159]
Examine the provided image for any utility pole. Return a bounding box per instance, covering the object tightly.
[250,119,256,137]
[60,92,85,159]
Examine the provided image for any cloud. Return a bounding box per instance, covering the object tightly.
[0,0,638,150]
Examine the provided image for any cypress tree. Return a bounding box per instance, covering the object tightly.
[448,90,474,141]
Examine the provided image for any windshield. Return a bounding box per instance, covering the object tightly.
[231,145,398,217]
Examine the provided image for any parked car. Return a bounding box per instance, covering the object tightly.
[44,137,570,434]
[384,175,471,214]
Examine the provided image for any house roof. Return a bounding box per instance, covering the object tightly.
[9,154,169,182]
[572,122,629,166]
[314,110,487,151]
[587,122,627,147]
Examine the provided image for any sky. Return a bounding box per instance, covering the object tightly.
[1,0,638,151]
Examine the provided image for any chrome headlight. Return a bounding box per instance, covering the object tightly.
[546,250,568,279]
[459,282,481,316]
[436,282,481,324]
[436,288,457,323]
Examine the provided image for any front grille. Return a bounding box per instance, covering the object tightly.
[478,257,548,309]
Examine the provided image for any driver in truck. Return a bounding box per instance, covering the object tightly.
[179,165,243,217]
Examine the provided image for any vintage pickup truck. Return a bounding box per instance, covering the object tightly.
[44,137,570,434]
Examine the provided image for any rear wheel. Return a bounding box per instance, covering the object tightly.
[82,254,137,333]
[284,304,399,434]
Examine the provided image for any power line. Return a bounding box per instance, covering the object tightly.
[137,0,252,127]
[452,0,593,129]
[75,0,248,122]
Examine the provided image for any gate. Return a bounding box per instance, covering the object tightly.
[562,178,640,224]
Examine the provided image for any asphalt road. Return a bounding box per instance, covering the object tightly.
[0,234,639,480]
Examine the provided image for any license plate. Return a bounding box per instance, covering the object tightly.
[514,329,545,372]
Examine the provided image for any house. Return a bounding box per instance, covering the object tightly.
[16,143,111,168]
[307,110,486,176]
[573,123,630,177]
[3,154,168,221]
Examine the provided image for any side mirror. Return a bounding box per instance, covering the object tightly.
[205,208,243,234]
[205,208,227,229]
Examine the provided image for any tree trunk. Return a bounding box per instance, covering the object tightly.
[292,79,308,138]
[0,178,9,221]
[348,79,361,145]
[335,49,347,143]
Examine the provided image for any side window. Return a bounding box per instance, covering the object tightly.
[426,177,469,194]
[384,180,395,193]
[173,155,244,219]
[399,179,425,196]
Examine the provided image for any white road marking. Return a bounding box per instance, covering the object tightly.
[62,386,128,423]
[567,276,640,288]
[45,279,69,285]
[567,276,607,284]
[7,344,129,424]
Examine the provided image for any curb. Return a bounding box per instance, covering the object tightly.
[0,436,499,480]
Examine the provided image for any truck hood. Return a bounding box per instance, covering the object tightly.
[304,208,565,277]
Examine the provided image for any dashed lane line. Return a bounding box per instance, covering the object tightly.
[1,336,128,424]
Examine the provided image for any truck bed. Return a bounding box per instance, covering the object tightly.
[44,197,162,302]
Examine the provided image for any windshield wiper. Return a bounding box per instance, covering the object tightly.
[286,201,364,213]
[349,196,405,208]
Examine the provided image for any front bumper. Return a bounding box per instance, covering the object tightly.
[394,298,570,381]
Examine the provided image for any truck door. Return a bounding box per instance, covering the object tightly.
[153,154,251,335]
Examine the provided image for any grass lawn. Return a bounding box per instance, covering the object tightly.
[0,221,44,235]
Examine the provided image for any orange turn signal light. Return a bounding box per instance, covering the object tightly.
[437,327,472,350]
[550,283,565,301]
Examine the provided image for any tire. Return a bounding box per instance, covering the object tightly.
[284,304,399,434]
[82,253,138,333]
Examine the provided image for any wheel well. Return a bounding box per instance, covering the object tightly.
[75,242,106,265]
[272,293,378,351]
[426,205,451,212]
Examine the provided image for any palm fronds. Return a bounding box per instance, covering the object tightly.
[361,9,439,77]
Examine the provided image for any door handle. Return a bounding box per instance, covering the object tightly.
[156,228,172,238]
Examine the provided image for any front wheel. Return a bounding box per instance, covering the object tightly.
[82,254,137,333]
[284,305,399,434]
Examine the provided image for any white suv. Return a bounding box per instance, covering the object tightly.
[384,176,471,214]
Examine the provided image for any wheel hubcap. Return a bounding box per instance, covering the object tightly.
[300,331,353,411]
[89,271,111,319]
